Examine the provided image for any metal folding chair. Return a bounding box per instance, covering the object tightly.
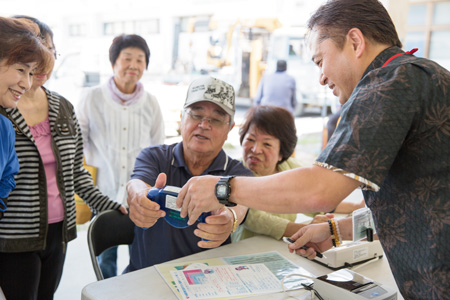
[87,209,135,280]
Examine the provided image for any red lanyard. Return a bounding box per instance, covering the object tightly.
[382,48,418,67]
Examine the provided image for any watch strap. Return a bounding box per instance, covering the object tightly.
[216,175,236,207]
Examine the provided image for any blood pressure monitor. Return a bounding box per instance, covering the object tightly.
[147,186,210,228]
[313,269,397,300]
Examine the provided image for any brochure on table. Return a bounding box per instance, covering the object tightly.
[155,251,314,300]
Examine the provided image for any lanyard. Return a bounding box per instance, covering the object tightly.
[382,48,418,67]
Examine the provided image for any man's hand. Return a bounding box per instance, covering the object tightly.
[194,207,233,249]
[126,174,167,228]
[287,222,333,259]
[177,175,224,225]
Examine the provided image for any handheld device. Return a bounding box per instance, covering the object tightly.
[147,186,211,229]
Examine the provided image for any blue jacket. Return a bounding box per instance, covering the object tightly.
[0,113,19,201]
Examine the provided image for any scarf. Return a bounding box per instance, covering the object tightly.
[107,76,144,106]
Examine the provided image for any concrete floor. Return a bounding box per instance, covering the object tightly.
[55,224,130,300]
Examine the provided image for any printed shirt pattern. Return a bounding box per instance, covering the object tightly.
[316,47,450,300]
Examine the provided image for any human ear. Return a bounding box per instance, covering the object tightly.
[346,28,365,58]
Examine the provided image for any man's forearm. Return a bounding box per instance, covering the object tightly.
[229,165,360,214]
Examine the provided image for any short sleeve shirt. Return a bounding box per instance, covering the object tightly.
[316,47,450,300]
[126,142,253,272]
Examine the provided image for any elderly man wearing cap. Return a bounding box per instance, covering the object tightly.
[124,77,252,272]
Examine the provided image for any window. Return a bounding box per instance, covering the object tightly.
[68,24,86,37]
[429,30,450,68]
[405,0,450,69]
[287,38,305,60]
[135,19,160,35]
[179,16,211,33]
[103,20,160,36]
[407,4,427,26]
[103,22,122,36]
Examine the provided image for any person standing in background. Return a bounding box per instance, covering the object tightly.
[0,17,52,220]
[77,34,165,278]
[0,16,126,300]
[253,60,297,115]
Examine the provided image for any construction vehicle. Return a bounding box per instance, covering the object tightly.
[206,18,282,99]
[178,18,336,114]
[174,17,281,100]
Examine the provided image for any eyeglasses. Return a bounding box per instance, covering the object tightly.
[185,110,230,128]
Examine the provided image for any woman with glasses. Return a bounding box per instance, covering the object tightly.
[0,16,126,300]
[76,34,164,278]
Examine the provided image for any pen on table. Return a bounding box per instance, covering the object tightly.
[283,237,326,259]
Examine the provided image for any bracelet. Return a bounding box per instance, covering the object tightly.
[335,219,343,245]
[227,207,238,233]
[328,219,337,247]
[330,219,340,247]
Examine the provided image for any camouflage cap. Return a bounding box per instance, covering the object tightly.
[184,76,235,118]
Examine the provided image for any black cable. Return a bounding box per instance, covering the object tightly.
[301,283,324,300]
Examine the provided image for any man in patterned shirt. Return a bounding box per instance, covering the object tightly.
[176,1,450,299]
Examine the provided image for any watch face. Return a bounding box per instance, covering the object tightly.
[216,185,227,197]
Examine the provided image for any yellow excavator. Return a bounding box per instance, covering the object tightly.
[205,17,282,99]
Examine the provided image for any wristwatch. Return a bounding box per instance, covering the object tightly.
[215,176,237,207]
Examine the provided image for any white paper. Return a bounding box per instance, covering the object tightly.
[170,264,282,300]
[222,251,314,291]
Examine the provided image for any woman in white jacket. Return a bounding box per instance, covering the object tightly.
[77,34,165,278]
